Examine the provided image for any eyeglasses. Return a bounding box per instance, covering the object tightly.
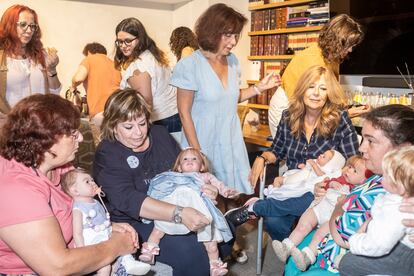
[70,129,81,140]
[16,21,38,32]
[115,37,137,47]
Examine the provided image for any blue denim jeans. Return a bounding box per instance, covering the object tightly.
[253,192,314,241]
[153,113,182,133]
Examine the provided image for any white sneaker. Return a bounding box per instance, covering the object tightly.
[120,254,151,275]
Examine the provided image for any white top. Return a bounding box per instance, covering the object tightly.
[349,193,414,257]
[120,50,177,122]
[6,57,61,108]
[268,86,289,138]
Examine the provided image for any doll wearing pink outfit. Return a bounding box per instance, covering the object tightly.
[139,148,239,276]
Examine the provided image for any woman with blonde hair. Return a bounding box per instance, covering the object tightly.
[268,14,366,137]
[242,65,359,242]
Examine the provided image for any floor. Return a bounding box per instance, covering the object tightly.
[227,220,285,276]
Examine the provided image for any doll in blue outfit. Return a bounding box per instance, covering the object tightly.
[139,148,239,276]
[61,168,151,276]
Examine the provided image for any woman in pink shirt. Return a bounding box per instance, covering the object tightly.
[0,94,138,275]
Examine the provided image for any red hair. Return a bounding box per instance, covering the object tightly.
[0,5,45,67]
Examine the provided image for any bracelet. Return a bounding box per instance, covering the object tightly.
[48,72,57,78]
[257,155,268,164]
[252,85,261,95]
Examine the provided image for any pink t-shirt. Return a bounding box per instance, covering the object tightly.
[0,156,74,274]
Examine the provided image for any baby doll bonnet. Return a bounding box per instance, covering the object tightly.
[321,150,345,174]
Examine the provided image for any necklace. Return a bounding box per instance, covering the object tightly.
[85,191,111,232]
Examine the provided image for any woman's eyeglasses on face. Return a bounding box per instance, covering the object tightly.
[16,21,38,32]
[70,129,81,141]
[115,37,137,47]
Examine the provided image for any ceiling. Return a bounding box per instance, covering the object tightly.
[65,0,192,10]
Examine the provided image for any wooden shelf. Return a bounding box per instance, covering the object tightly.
[249,0,319,11]
[248,55,293,60]
[247,80,259,85]
[249,26,323,36]
[243,123,272,147]
[247,103,269,110]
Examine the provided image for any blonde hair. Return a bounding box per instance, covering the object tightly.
[287,65,347,139]
[346,155,364,168]
[318,14,364,64]
[382,146,414,197]
[101,88,151,141]
[172,148,209,173]
[61,168,88,195]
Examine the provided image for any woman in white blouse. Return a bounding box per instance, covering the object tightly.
[114,17,181,134]
[0,4,61,114]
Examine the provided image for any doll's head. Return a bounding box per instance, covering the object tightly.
[316,149,346,173]
[381,146,414,197]
[342,155,367,186]
[61,168,101,200]
[173,148,209,173]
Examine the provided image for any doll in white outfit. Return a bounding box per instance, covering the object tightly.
[265,149,346,201]
[347,146,414,268]
[61,168,151,276]
[272,155,368,270]
[139,148,239,276]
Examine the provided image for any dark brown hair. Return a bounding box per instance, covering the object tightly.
[101,88,151,141]
[318,14,364,64]
[0,94,80,167]
[83,42,107,56]
[169,26,198,60]
[0,5,45,67]
[114,17,168,70]
[362,104,414,146]
[195,3,247,52]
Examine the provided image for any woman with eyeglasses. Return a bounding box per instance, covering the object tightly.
[114,18,181,136]
[0,94,138,275]
[0,5,61,116]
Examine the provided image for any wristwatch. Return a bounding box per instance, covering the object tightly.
[172,206,184,224]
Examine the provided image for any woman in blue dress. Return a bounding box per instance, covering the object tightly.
[171,3,280,195]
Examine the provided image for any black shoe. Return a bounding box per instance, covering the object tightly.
[224,205,250,227]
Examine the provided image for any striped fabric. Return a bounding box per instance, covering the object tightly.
[317,174,386,272]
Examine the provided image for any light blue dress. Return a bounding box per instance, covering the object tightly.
[171,50,252,194]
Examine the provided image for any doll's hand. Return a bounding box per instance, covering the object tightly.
[273,176,284,188]
[201,184,219,204]
[329,181,342,191]
[314,178,329,198]
[112,222,139,248]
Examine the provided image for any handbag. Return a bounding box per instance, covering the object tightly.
[65,87,83,111]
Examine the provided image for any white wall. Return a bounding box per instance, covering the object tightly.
[171,0,250,84]
[1,0,174,94]
[1,0,251,92]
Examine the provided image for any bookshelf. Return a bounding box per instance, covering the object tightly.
[249,25,323,36]
[249,0,321,10]
[243,0,329,146]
